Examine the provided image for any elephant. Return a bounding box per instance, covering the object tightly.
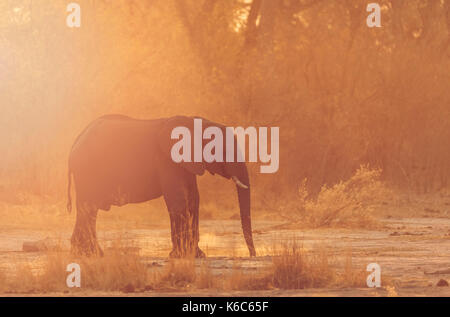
[67,114,256,258]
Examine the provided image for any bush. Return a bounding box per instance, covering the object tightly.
[288,165,391,228]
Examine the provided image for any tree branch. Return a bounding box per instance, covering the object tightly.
[244,0,263,48]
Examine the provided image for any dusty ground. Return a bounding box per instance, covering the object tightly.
[0,214,449,296]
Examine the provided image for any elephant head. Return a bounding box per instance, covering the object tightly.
[157,116,256,257]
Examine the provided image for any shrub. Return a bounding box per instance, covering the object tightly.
[288,165,391,228]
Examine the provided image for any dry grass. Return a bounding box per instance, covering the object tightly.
[156,259,196,289]
[0,242,150,294]
[0,247,215,293]
[0,271,8,293]
[196,260,217,289]
[269,242,368,290]
[225,261,273,291]
[0,238,385,294]
[271,242,335,289]
[338,252,370,288]
[225,241,370,291]
[1,263,41,293]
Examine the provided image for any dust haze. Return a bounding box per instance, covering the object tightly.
[0,0,449,296]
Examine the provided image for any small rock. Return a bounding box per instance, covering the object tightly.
[122,283,135,293]
[22,242,41,252]
[147,262,162,268]
[437,279,449,287]
[23,238,50,252]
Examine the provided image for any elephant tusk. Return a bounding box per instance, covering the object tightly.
[232,176,249,189]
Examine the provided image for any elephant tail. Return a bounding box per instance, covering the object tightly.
[67,167,73,213]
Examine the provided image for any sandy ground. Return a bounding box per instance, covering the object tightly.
[0,215,449,297]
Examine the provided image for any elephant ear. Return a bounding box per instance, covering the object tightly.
[196,117,230,179]
[157,116,206,176]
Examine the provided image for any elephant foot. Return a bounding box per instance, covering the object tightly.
[71,236,103,257]
[71,244,103,257]
[195,247,206,258]
[169,247,205,258]
[169,248,183,258]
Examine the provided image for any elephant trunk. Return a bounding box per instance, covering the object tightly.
[234,164,256,257]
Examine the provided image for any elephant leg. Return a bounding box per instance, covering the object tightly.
[163,184,197,258]
[71,200,103,256]
[187,178,205,258]
[167,210,188,258]
[167,208,193,258]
